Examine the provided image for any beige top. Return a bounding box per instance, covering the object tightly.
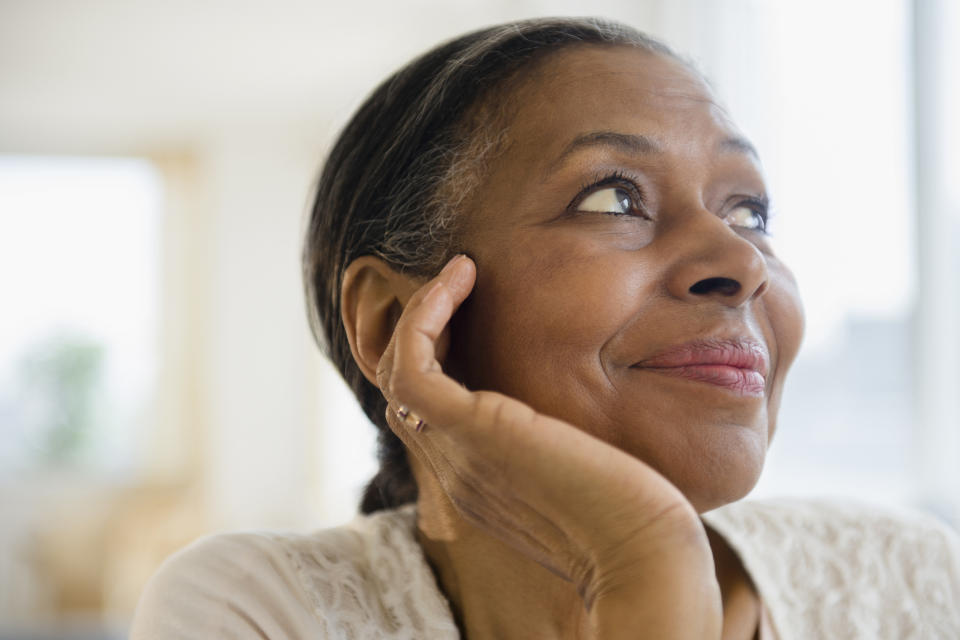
[131,499,960,639]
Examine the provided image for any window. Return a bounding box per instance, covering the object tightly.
[747,0,917,505]
[0,156,161,477]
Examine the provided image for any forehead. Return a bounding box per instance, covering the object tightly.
[501,44,741,164]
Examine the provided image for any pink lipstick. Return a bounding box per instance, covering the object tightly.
[633,338,769,396]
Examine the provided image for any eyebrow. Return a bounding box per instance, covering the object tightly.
[718,136,759,160]
[546,129,760,175]
[552,131,662,169]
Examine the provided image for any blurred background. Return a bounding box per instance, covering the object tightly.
[0,0,957,637]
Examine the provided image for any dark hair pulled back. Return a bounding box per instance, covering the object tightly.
[303,17,675,514]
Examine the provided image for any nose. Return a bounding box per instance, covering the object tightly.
[663,215,769,308]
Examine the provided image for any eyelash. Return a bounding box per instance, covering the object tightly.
[570,171,773,234]
[569,171,647,217]
[737,196,773,234]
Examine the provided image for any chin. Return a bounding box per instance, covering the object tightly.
[653,424,767,514]
[687,467,763,514]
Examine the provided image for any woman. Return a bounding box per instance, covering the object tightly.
[132,17,960,639]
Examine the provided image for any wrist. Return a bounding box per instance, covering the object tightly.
[579,502,708,601]
[580,512,721,639]
[586,553,721,640]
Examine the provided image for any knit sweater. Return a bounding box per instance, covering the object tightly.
[131,499,960,639]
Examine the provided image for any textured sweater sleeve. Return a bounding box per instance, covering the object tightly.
[130,532,320,640]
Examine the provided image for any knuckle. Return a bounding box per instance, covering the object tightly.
[471,392,500,422]
[389,375,415,405]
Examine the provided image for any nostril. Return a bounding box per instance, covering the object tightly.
[689,277,741,297]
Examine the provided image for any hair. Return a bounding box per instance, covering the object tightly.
[303,17,678,513]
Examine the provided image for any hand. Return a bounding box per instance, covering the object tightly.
[377,254,721,636]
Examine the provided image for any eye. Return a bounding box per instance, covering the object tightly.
[723,202,767,232]
[578,187,635,214]
[571,173,648,218]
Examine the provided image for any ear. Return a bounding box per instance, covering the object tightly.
[341,256,421,386]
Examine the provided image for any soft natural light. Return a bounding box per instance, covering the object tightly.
[734,0,919,506]
[0,155,161,474]
[769,0,916,350]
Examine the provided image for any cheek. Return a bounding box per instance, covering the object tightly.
[762,266,805,439]
[454,231,652,402]
[767,267,805,379]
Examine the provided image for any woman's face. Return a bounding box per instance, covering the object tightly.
[446,45,804,513]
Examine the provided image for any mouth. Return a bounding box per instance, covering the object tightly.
[631,337,770,397]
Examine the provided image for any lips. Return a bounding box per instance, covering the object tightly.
[632,338,770,396]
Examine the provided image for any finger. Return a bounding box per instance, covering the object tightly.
[375,254,471,393]
[376,254,469,384]
[385,255,477,428]
[407,253,477,317]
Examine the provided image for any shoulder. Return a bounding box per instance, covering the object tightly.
[705,497,960,551]
[130,529,321,640]
[704,498,960,639]
[130,505,458,640]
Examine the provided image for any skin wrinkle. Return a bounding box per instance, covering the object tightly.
[549,131,663,176]
[309,25,691,521]
[332,32,804,639]
[548,131,759,185]
[444,46,804,516]
[453,48,626,228]
[408,46,794,636]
